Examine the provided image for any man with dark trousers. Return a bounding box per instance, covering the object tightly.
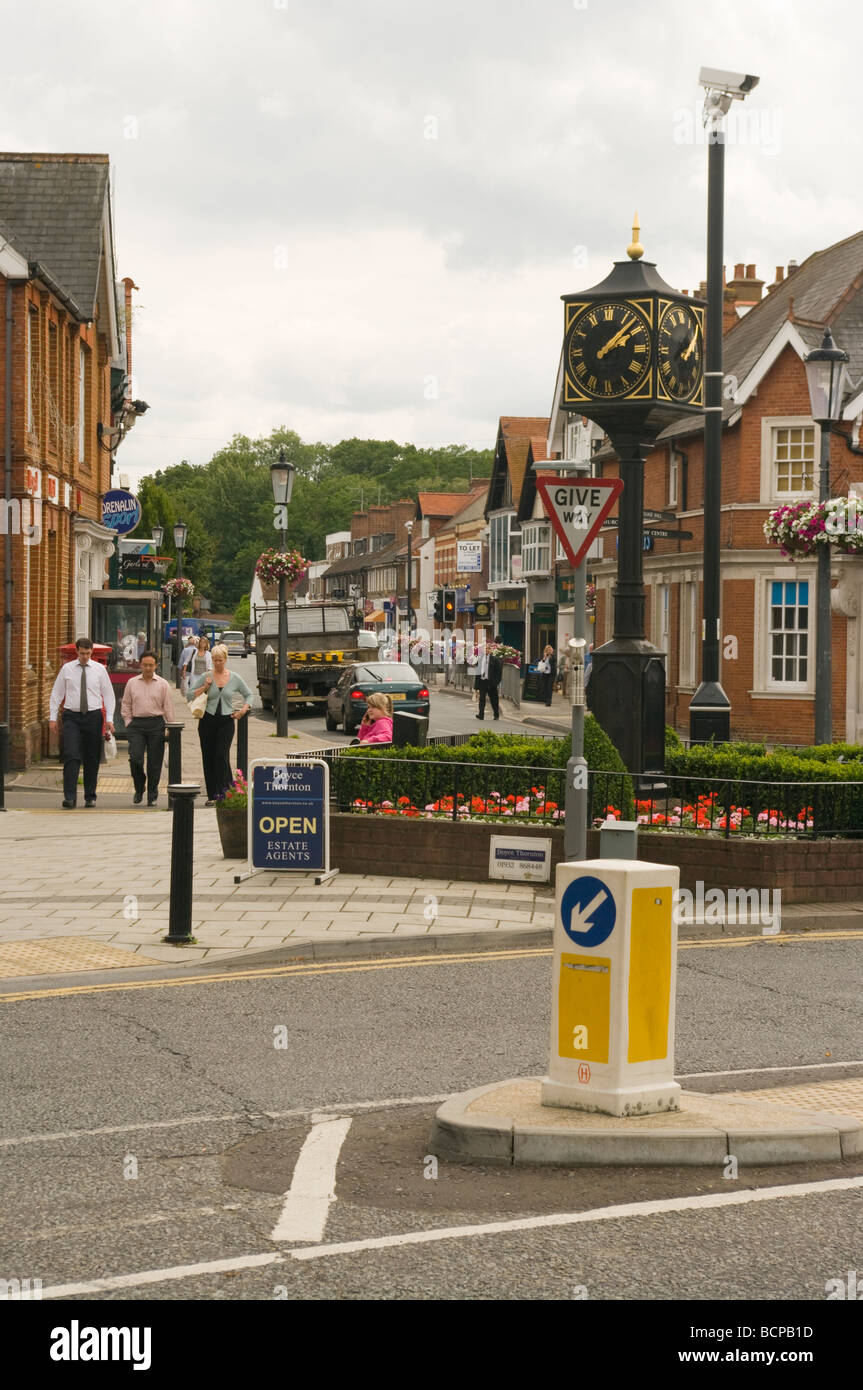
[475,634,503,721]
[49,637,115,808]
[121,650,175,805]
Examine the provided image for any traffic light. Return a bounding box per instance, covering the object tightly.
[443,589,456,625]
[433,589,444,622]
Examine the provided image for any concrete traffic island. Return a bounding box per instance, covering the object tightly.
[429,1077,863,1166]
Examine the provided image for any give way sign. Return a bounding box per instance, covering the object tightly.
[534,475,623,567]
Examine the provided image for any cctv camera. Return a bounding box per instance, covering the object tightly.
[698,66,760,98]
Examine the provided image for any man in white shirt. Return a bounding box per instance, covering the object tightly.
[49,637,115,808]
[178,638,198,692]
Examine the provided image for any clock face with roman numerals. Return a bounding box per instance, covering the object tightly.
[657,302,703,403]
[566,300,652,401]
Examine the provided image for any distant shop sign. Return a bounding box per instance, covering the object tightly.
[101,489,141,535]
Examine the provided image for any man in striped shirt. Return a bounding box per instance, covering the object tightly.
[121,651,175,805]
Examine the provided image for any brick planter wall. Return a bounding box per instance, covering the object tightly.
[329,813,863,902]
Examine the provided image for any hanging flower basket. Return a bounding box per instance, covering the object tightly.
[764,498,863,560]
[585,582,596,612]
[163,576,195,599]
[255,547,308,600]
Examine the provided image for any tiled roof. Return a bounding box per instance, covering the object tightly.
[417,491,474,517]
[500,418,549,506]
[0,153,111,318]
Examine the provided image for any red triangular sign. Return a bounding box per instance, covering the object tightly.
[535,475,623,567]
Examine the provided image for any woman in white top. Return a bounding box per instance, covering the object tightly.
[181,635,212,691]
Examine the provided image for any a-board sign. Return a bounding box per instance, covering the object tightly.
[534,475,623,567]
[489,836,552,882]
[249,761,328,872]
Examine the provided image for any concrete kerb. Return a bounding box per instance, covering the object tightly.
[428,1078,863,1167]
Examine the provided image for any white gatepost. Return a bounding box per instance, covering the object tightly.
[542,857,680,1117]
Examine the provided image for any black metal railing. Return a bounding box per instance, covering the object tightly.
[591,772,863,839]
[286,752,863,838]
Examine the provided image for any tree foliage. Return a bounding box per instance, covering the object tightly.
[137,430,493,610]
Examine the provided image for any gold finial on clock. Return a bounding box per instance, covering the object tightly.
[627,212,644,261]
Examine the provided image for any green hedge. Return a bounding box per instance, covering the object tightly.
[331,719,634,820]
[664,742,863,832]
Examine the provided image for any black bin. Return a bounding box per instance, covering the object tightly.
[392,711,429,747]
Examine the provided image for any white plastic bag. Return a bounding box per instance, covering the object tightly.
[104,732,118,761]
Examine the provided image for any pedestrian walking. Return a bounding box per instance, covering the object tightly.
[177,634,199,693]
[49,637,115,808]
[121,650,175,805]
[537,644,557,707]
[475,635,503,721]
[185,635,213,688]
[187,643,252,805]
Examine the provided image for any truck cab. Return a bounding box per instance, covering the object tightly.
[254,601,378,710]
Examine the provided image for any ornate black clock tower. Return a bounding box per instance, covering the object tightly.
[561,218,705,774]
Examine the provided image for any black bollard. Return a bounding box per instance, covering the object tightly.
[236,711,248,780]
[0,722,6,812]
[163,783,200,943]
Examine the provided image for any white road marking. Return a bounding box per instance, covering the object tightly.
[290,1174,863,1263]
[0,1092,451,1149]
[679,1060,863,1080]
[35,1173,863,1297]
[270,1115,352,1242]
[39,1251,283,1299]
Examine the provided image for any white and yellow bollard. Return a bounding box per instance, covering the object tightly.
[541,858,681,1117]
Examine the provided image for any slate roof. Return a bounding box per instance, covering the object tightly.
[0,153,112,319]
[658,228,863,443]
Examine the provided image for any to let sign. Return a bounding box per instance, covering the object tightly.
[251,762,328,871]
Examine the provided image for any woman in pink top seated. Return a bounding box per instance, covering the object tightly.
[356,692,393,744]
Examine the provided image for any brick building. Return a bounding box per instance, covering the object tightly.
[547,230,863,745]
[0,153,138,767]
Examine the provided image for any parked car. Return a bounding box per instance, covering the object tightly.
[325,662,430,734]
[221,630,248,657]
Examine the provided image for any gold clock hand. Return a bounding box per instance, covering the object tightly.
[597,316,636,359]
[681,333,698,361]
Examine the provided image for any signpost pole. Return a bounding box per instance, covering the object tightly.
[565,463,590,861]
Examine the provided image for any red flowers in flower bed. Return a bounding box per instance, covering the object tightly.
[350,787,562,820]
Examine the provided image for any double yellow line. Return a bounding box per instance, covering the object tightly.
[0,929,859,1004]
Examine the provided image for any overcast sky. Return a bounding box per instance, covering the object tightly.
[3,0,861,485]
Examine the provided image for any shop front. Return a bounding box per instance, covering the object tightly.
[494,589,526,658]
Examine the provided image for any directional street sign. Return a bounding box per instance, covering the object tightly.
[535,475,624,567]
[643,508,678,523]
[560,873,617,948]
[601,518,693,540]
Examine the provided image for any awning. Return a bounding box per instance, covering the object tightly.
[366,610,386,623]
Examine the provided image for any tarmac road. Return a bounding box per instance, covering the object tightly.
[1,935,861,1306]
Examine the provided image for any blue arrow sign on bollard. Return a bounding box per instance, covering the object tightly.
[560,874,616,948]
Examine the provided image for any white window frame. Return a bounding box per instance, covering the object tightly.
[26,310,34,433]
[679,578,698,687]
[668,451,679,508]
[760,416,819,504]
[489,510,515,585]
[760,574,813,693]
[655,582,670,651]
[78,342,87,463]
[521,521,551,577]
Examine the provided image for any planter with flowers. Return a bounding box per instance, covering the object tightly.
[255,547,308,601]
[163,576,196,600]
[491,641,521,666]
[764,498,863,560]
[215,771,248,858]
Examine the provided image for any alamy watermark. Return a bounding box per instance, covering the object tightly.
[674,881,781,934]
[673,102,782,156]
[1,498,41,545]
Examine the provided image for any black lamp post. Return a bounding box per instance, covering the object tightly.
[689,66,759,745]
[172,520,188,687]
[405,519,414,633]
[270,449,296,738]
[151,525,164,671]
[804,328,849,745]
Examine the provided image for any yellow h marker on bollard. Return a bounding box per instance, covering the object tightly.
[541,859,681,1117]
